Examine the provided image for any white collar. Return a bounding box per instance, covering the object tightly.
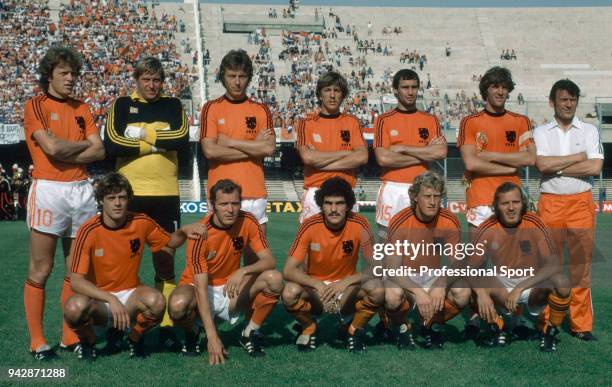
[547,116,581,131]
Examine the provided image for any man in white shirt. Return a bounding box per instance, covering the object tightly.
[533,79,604,341]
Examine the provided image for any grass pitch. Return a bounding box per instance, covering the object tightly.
[0,212,610,386]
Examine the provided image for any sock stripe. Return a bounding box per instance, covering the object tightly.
[25,279,44,289]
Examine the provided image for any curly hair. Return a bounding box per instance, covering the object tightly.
[315,177,356,211]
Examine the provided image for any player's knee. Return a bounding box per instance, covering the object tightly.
[384,287,404,310]
[144,291,166,316]
[449,286,471,307]
[363,281,385,305]
[262,270,284,294]
[282,282,302,305]
[28,261,54,284]
[63,295,89,325]
[551,273,571,298]
[168,295,190,320]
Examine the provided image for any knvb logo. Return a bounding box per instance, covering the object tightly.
[75,116,86,133]
[505,130,516,146]
[340,130,351,144]
[342,240,354,256]
[232,236,245,251]
[246,116,257,135]
[418,127,429,142]
[129,238,141,258]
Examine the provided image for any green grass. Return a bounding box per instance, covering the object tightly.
[0,213,611,386]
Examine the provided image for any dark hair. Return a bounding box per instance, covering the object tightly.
[549,79,580,102]
[95,172,133,203]
[492,182,527,219]
[392,69,420,89]
[209,179,242,204]
[133,56,165,82]
[315,177,356,211]
[219,49,253,87]
[316,71,349,103]
[479,66,515,100]
[38,46,82,92]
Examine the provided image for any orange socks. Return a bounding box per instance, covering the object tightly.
[128,313,159,342]
[349,298,378,334]
[548,293,571,328]
[251,291,280,326]
[286,298,317,335]
[60,276,79,346]
[24,280,46,351]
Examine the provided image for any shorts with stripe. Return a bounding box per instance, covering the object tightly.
[27,179,97,238]
[375,181,411,228]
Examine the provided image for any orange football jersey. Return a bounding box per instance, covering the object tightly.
[288,213,374,281]
[71,213,171,292]
[457,110,532,208]
[297,112,366,188]
[374,109,443,183]
[180,211,269,286]
[24,94,98,182]
[200,96,273,198]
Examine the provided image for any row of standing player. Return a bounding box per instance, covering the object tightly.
[22,46,602,361]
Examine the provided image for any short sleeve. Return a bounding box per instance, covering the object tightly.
[352,117,366,148]
[288,224,311,262]
[201,101,217,139]
[585,125,604,160]
[189,237,209,275]
[373,114,389,148]
[80,104,98,137]
[532,126,548,156]
[24,99,46,139]
[518,116,534,150]
[457,116,476,147]
[144,218,171,252]
[246,217,269,254]
[71,225,94,275]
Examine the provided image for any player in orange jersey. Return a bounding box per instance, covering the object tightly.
[169,179,283,364]
[63,173,207,360]
[23,46,105,360]
[374,70,447,240]
[282,177,383,353]
[383,171,469,349]
[467,182,571,352]
[457,67,536,339]
[458,66,535,230]
[296,72,368,223]
[200,50,275,229]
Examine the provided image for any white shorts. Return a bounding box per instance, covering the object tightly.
[498,276,542,316]
[375,181,411,229]
[97,288,137,331]
[190,284,240,325]
[466,205,494,227]
[27,179,97,238]
[241,198,268,224]
[299,187,360,224]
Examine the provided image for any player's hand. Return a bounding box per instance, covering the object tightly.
[414,289,434,323]
[505,287,523,313]
[256,128,274,140]
[429,287,446,314]
[207,335,228,365]
[181,223,208,239]
[108,296,130,331]
[124,126,145,140]
[320,279,348,305]
[477,293,497,323]
[225,268,246,299]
